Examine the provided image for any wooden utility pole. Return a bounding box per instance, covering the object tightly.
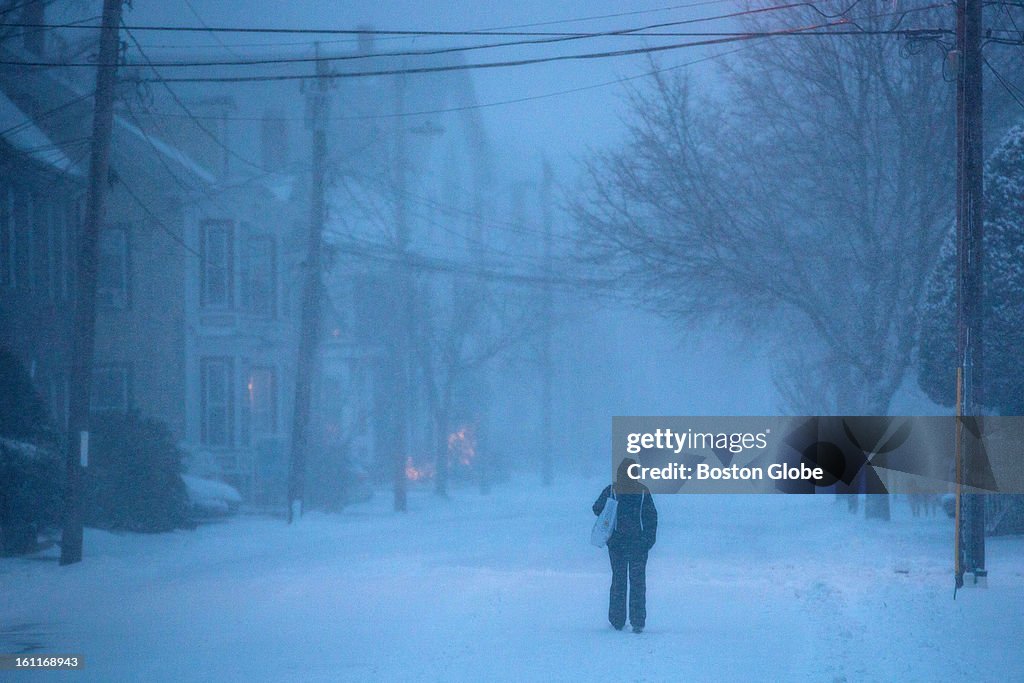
[954,0,986,587]
[540,161,554,486]
[392,74,410,512]
[60,0,124,566]
[288,43,330,523]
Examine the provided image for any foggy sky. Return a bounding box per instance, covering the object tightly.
[121,0,776,466]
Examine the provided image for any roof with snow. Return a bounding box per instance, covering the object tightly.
[0,89,82,176]
[113,113,217,185]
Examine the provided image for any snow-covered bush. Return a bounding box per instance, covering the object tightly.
[0,439,62,555]
[0,348,60,555]
[84,412,191,533]
[0,347,53,444]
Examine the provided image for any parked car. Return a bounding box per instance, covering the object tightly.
[183,475,242,520]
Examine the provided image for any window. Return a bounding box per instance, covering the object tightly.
[60,202,72,299]
[67,199,83,298]
[91,365,130,412]
[245,366,277,443]
[52,375,68,431]
[201,357,234,447]
[242,236,276,317]
[32,194,49,297]
[23,193,33,291]
[50,203,63,301]
[201,220,234,309]
[1,185,10,287]
[97,226,129,308]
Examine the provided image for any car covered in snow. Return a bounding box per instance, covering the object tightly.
[183,475,242,520]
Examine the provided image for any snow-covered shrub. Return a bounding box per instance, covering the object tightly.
[0,347,53,444]
[0,348,61,555]
[84,412,191,533]
[0,439,63,555]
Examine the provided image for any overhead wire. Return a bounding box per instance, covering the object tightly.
[3,1,954,287]
[118,177,202,259]
[984,57,1024,111]
[125,4,949,85]
[0,1,893,69]
[113,11,733,267]
[323,230,620,293]
[122,23,266,172]
[180,0,244,60]
[87,45,757,124]
[133,0,746,51]
[112,3,942,264]
[2,7,949,74]
[0,89,94,138]
[0,11,101,45]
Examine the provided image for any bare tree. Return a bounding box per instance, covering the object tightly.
[414,275,546,497]
[587,17,960,398]
[572,3,969,518]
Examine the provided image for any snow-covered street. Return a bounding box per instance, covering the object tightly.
[3,481,1023,682]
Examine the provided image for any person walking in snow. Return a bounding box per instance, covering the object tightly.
[593,458,657,633]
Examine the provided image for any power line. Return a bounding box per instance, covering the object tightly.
[0,9,842,37]
[127,11,945,85]
[4,0,744,43]
[119,100,234,219]
[0,0,940,40]
[0,12,100,44]
[0,89,94,138]
[121,26,944,68]
[1,5,935,70]
[131,44,747,124]
[483,0,741,30]
[345,168,585,249]
[122,24,265,172]
[118,177,202,259]
[120,0,750,51]
[325,232,618,291]
[983,56,1024,110]
[0,0,45,18]
[181,0,244,60]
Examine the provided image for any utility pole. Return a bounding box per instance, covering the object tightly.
[392,73,410,512]
[288,43,330,523]
[540,161,554,486]
[60,0,124,566]
[954,0,986,587]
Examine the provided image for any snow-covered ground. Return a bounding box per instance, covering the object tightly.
[2,480,1023,682]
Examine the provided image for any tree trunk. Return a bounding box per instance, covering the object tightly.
[434,408,449,498]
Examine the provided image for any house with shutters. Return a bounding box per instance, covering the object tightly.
[2,2,502,506]
[0,6,376,506]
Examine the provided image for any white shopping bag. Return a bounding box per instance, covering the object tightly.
[590,487,618,548]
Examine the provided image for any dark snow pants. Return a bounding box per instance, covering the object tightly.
[608,544,648,629]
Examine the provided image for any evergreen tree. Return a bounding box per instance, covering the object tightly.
[918,124,1024,414]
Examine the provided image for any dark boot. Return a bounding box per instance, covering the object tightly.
[608,546,627,630]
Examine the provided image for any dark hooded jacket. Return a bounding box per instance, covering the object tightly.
[593,459,658,551]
